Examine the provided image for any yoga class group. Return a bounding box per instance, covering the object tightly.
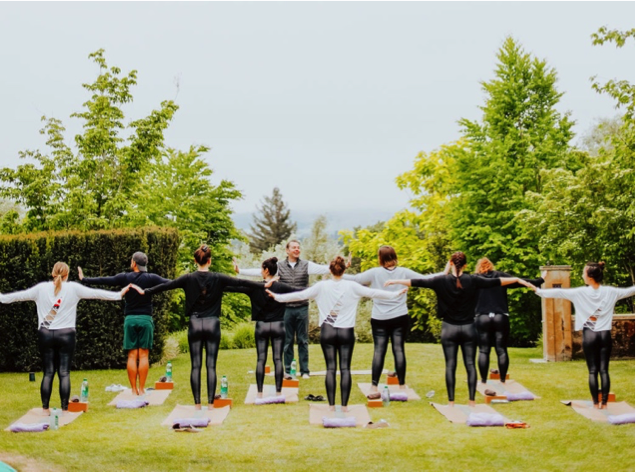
[1,240,633,416]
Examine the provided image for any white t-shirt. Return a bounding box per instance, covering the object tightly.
[271,279,403,328]
[0,281,122,330]
[535,285,635,331]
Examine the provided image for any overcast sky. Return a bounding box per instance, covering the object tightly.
[0,2,633,218]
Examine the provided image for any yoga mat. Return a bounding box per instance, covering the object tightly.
[357,383,421,401]
[161,404,230,426]
[108,389,171,407]
[430,402,511,424]
[476,380,540,399]
[307,369,386,377]
[4,409,82,431]
[560,401,634,423]
[309,404,371,426]
[243,384,299,404]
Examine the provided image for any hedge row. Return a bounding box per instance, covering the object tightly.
[0,227,179,372]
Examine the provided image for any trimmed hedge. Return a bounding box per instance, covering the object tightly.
[0,227,179,372]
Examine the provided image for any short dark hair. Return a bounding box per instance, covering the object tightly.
[194,244,211,266]
[286,240,300,249]
[262,257,278,276]
[585,261,605,284]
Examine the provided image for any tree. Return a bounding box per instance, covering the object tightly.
[248,187,296,253]
[302,215,342,266]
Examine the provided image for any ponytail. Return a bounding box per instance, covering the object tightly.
[450,252,467,289]
[51,262,70,296]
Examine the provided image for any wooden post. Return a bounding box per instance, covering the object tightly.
[540,265,573,361]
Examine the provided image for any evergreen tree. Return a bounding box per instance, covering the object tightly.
[249,187,296,253]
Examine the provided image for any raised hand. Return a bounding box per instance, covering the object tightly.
[346,253,352,268]
[77,267,84,280]
[398,287,408,295]
[232,257,240,274]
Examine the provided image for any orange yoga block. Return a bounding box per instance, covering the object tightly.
[283,379,299,388]
[485,395,508,404]
[155,381,174,390]
[265,365,271,374]
[68,401,88,412]
[598,392,616,403]
[367,399,383,408]
[386,376,399,385]
[213,398,233,408]
[489,373,510,380]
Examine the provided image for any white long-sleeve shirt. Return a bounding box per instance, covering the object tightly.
[270,279,404,328]
[239,260,330,278]
[343,267,442,320]
[0,281,122,330]
[535,285,635,331]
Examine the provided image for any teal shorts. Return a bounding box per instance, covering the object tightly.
[123,315,154,350]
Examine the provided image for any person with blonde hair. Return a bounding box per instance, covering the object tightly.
[0,262,130,414]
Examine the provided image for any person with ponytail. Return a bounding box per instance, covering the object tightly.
[224,257,304,398]
[385,252,536,407]
[533,262,634,409]
[267,256,407,411]
[473,257,544,385]
[132,245,272,410]
[342,245,443,396]
[0,262,130,414]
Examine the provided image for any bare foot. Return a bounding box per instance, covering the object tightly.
[329,405,336,412]
[468,400,476,408]
[61,410,70,416]
[207,403,214,410]
[41,408,50,416]
[138,388,146,395]
[593,403,600,410]
[256,393,263,399]
[399,385,406,390]
[195,404,202,411]
[448,401,455,408]
[342,406,349,413]
[370,386,379,393]
[600,404,608,410]
[276,392,282,397]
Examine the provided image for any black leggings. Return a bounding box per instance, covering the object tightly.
[255,321,285,393]
[441,322,478,402]
[320,324,355,407]
[582,328,612,405]
[371,315,409,386]
[475,313,510,383]
[38,327,76,410]
[188,316,221,405]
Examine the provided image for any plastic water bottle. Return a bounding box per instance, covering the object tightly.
[381,385,391,408]
[49,408,60,431]
[80,378,89,403]
[220,375,228,399]
[166,361,173,382]
[290,359,297,377]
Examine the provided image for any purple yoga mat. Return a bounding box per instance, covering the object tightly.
[505,391,535,401]
[254,395,286,405]
[466,412,505,427]
[116,399,149,409]
[172,417,211,428]
[389,392,408,402]
[10,422,50,433]
[323,416,357,428]
[607,413,635,425]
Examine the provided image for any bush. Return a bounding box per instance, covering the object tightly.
[0,227,179,371]
[232,322,256,349]
[174,329,189,354]
[219,331,235,350]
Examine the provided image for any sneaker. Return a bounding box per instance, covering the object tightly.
[301,373,310,379]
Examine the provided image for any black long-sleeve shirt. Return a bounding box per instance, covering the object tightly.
[224,281,304,322]
[411,274,501,325]
[474,271,544,315]
[144,272,264,318]
[81,272,170,316]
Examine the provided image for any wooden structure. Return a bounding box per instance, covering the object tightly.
[540,265,573,361]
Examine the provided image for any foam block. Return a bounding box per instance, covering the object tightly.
[489,373,510,380]
[265,366,270,374]
[367,399,383,408]
[67,402,88,413]
[386,376,399,385]
[155,381,174,390]
[213,398,233,408]
[598,392,616,403]
[283,379,299,388]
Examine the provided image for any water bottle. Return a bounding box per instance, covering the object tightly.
[49,408,60,431]
[220,375,228,399]
[290,359,297,377]
[80,378,89,403]
[166,361,173,382]
[381,385,390,408]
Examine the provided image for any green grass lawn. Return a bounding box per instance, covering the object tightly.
[0,343,634,472]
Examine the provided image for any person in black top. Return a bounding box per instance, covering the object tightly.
[473,257,544,385]
[132,245,268,410]
[225,257,303,397]
[385,251,536,406]
[79,252,170,395]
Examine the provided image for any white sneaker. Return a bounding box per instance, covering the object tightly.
[301,374,310,379]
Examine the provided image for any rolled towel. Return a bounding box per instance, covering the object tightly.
[389,392,409,402]
[466,412,505,427]
[607,413,635,425]
[322,416,357,428]
[254,395,286,405]
[10,422,50,433]
[172,417,211,428]
[116,399,149,409]
[504,391,535,401]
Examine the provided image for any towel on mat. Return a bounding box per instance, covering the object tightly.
[390,392,408,402]
[172,417,211,428]
[466,412,505,427]
[116,399,149,409]
[607,413,635,425]
[254,395,286,405]
[323,416,357,428]
[505,391,535,401]
[9,422,50,433]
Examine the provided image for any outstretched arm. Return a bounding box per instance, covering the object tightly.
[353,284,408,299]
[0,285,40,304]
[73,282,125,300]
[267,284,320,303]
[500,277,536,290]
[384,279,412,287]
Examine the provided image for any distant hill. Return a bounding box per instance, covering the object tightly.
[233,208,399,239]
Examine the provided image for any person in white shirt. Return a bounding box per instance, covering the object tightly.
[267,256,407,411]
[343,245,444,397]
[0,262,129,414]
[533,262,635,409]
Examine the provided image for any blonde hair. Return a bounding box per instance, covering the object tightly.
[52,262,70,296]
[475,257,495,274]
